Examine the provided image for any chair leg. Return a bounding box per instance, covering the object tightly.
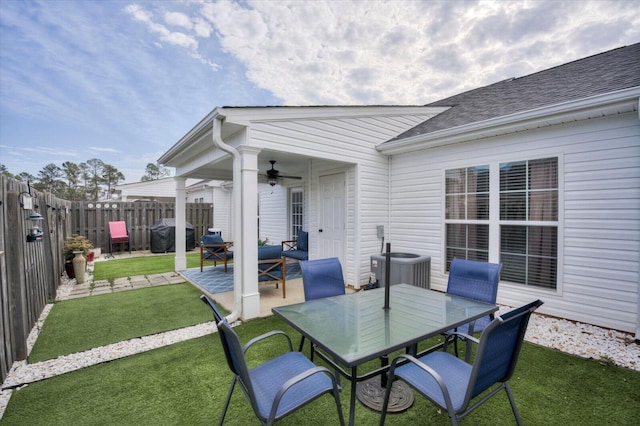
[332,385,346,426]
[297,335,314,359]
[218,377,237,426]
[504,382,523,426]
[453,335,460,357]
[379,372,393,425]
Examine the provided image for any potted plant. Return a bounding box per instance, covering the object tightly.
[63,235,93,281]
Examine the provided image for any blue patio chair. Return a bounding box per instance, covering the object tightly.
[200,234,234,273]
[380,299,544,426]
[200,295,345,426]
[298,258,346,354]
[446,258,502,358]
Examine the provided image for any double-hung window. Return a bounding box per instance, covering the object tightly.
[445,157,559,289]
[445,166,490,269]
[500,158,558,288]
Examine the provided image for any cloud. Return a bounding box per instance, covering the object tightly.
[118,0,640,105]
[192,0,640,105]
[125,4,198,50]
[164,11,193,30]
[89,146,121,154]
[3,0,640,181]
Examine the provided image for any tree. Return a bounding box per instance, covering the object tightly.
[79,162,90,200]
[86,158,105,200]
[3,159,126,200]
[0,164,13,178]
[37,163,63,194]
[62,161,82,200]
[141,162,170,181]
[102,164,125,198]
[16,172,36,182]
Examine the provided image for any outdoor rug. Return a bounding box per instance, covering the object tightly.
[180,263,302,295]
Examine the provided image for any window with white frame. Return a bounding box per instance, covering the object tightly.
[500,157,558,288]
[444,157,559,289]
[290,188,304,238]
[445,165,490,269]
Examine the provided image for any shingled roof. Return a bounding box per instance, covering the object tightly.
[389,43,640,142]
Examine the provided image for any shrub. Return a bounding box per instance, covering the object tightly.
[63,234,93,261]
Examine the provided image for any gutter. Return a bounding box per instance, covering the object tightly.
[212,115,243,324]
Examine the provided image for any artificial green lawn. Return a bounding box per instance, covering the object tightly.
[92,252,203,280]
[28,283,212,363]
[3,314,639,425]
[4,255,639,424]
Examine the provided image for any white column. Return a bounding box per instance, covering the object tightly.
[174,176,187,271]
[238,146,262,320]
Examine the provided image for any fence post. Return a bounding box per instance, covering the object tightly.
[6,190,28,360]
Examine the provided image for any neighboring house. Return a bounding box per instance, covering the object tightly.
[186,179,232,238]
[113,177,231,235]
[113,177,194,202]
[160,43,639,338]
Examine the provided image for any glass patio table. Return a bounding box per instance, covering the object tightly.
[272,283,498,425]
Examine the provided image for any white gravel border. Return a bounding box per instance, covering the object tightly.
[1,300,638,419]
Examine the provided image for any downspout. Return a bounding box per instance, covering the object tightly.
[212,115,242,323]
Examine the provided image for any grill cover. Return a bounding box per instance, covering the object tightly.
[150,218,196,253]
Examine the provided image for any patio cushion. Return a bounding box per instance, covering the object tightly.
[282,250,308,261]
[297,231,308,251]
[201,234,224,245]
[258,244,282,260]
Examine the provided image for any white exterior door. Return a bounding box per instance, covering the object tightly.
[318,173,345,263]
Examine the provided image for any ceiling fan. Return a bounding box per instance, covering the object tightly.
[265,160,302,186]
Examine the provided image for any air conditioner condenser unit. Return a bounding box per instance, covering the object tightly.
[370,252,431,289]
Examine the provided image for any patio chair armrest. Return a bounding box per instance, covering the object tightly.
[281,240,297,251]
[390,353,456,415]
[443,331,479,361]
[270,365,339,422]
[444,331,479,346]
[243,330,294,354]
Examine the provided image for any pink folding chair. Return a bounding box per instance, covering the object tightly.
[109,221,130,255]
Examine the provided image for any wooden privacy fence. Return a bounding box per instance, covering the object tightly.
[0,176,72,383]
[0,175,214,383]
[70,202,213,253]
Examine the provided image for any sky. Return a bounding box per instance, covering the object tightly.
[1,0,639,183]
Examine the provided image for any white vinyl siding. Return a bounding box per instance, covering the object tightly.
[389,111,640,334]
[257,184,288,245]
[212,186,231,240]
[248,112,437,287]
